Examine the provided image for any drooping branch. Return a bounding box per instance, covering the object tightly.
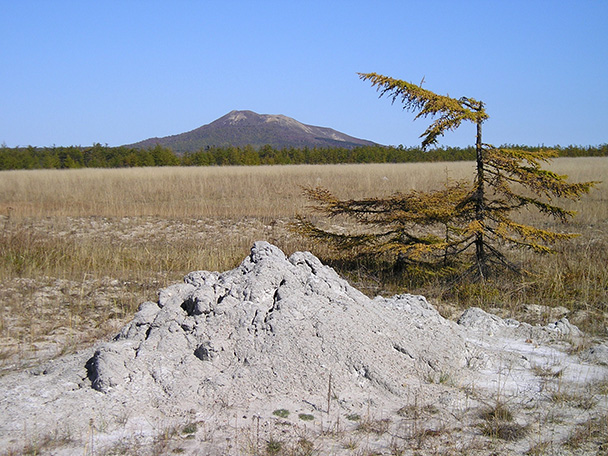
[358,73,488,148]
[294,182,471,265]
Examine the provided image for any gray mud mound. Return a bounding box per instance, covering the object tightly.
[87,241,467,401]
[1,242,607,455]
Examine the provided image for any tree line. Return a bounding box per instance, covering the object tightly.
[0,142,606,171]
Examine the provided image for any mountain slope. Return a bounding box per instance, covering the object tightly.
[128,110,379,153]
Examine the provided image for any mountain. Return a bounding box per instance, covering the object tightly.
[127,110,379,153]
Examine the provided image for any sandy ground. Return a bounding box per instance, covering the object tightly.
[0,243,607,455]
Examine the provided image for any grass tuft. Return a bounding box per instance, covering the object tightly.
[480,402,514,423]
[357,417,391,435]
[478,401,528,441]
[265,437,283,455]
[551,390,597,410]
[478,421,528,441]
[181,422,197,435]
[564,413,608,450]
[272,409,290,419]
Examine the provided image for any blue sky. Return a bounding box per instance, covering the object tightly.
[1,1,606,148]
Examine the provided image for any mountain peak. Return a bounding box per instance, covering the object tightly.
[223,110,256,124]
[128,111,379,154]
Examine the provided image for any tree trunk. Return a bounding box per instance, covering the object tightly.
[474,113,488,280]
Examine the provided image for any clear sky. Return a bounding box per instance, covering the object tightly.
[1,1,606,148]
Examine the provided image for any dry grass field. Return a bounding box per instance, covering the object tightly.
[1,159,606,371]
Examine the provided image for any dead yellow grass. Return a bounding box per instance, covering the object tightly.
[0,158,606,370]
[0,162,477,218]
[1,158,603,221]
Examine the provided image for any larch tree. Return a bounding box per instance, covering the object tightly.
[295,73,597,281]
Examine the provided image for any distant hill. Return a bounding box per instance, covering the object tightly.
[127,110,379,153]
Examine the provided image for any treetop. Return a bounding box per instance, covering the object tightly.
[358,72,489,149]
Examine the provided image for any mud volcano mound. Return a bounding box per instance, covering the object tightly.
[87,241,468,403]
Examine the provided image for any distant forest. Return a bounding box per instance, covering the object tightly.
[1,143,606,170]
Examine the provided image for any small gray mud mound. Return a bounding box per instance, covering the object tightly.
[88,241,468,404]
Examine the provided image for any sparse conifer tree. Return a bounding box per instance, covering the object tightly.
[295,73,597,281]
